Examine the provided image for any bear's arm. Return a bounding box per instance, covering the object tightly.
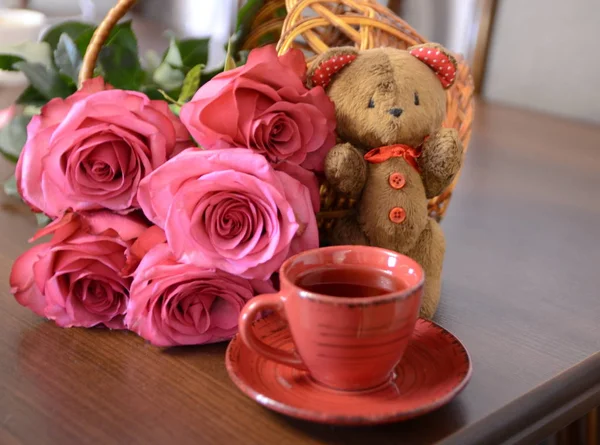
[419,128,463,199]
[324,142,367,197]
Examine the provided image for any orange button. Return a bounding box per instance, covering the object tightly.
[388,172,406,189]
[389,207,406,224]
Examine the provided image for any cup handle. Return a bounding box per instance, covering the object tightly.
[238,293,307,370]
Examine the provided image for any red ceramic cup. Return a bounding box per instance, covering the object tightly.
[238,246,424,391]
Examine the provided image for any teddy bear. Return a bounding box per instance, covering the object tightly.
[307,43,464,319]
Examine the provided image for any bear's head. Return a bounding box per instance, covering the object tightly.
[307,44,457,150]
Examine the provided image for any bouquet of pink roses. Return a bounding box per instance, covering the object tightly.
[9,45,336,347]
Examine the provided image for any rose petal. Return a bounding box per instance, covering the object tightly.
[10,243,49,316]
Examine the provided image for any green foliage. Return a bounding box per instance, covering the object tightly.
[2,41,53,67]
[3,175,18,198]
[73,27,96,55]
[178,38,210,70]
[224,0,266,70]
[237,50,250,66]
[224,39,237,72]
[153,37,210,97]
[1,177,50,228]
[140,85,166,101]
[0,54,25,71]
[1,3,273,166]
[179,64,203,103]
[54,34,82,83]
[35,213,52,227]
[233,0,265,50]
[0,115,31,163]
[16,86,47,107]
[143,50,162,72]
[42,21,95,51]
[13,61,74,99]
[153,38,185,92]
[157,89,181,105]
[98,21,144,90]
[169,103,181,117]
[22,105,42,117]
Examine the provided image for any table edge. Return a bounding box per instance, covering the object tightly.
[440,351,600,445]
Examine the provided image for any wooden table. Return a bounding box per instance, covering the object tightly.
[0,100,599,445]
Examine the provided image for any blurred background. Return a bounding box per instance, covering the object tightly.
[1,0,599,122]
[398,0,600,125]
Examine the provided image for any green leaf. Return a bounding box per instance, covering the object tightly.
[74,27,97,55]
[35,213,52,227]
[157,89,182,105]
[169,103,181,117]
[179,64,203,102]
[22,105,42,117]
[140,86,166,101]
[0,115,32,163]
[236,0,265,34]
[104,21,138,53]
[231,0,264,54]
[153,63,184,91]
[99,46,144,89]
[3,175,19,199]
[0,54,25,71]
[152,38,185,90]
[54,34,82,83]
[237,50,250,66]
[224,39,236,72]
[143,49,162,73]
[13,62,74,99]
[98,21,144,90]
[42,21,95,51]
[0,42,53,68]
[163,38,183,67]
[15,86,47,107]
[177,39,210,71]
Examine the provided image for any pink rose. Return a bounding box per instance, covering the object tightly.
[123,225,167,275]
[16,77,190,217]
[10,212,147,328]
[180,45,336,171]
[137,149,319,280]
[274,160,320,213]
[126,243,275,347]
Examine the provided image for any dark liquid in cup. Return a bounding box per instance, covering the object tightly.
[295,266,406,298]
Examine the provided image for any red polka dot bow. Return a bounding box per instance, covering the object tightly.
[409,46,457,89]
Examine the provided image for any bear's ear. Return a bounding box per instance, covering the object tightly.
[408,43,457,89]
[306,47,359,89]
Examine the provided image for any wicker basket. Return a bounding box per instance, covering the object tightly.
[80,0,474,224]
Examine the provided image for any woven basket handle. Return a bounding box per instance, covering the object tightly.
[78,0,138,88]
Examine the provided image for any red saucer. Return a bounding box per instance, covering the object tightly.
[225,314,472,425]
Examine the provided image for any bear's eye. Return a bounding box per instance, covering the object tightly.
[414,92,420,106]
[368,98,375,109]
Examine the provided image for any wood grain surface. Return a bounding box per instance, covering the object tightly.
[0,98,599,445]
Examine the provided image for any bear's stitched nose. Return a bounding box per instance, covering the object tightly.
[388,108,403,117]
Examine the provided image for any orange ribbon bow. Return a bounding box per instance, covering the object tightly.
[363,144,423,173]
